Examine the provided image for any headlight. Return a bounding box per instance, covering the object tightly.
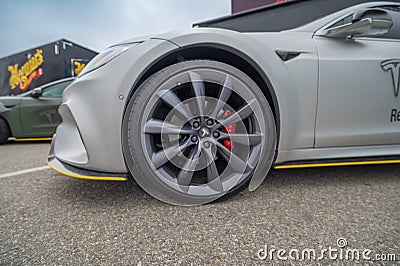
[78,43,139,77]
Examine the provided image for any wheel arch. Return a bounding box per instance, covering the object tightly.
[126,44,281,141]
[0,103,13,136]
[0,113,12,142]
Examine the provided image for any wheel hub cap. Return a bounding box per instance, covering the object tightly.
[199,127,210,138]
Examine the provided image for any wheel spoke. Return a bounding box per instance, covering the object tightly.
[176,145,201,191]
[216,141,253,173]
[144,119,194,135]
[157,90,193,120]
[188,71,205,116]
[217,99,256,127]
[203,146,223,192]
[152,138,192,169]
[218,131,263,146]
[209,75,233,118]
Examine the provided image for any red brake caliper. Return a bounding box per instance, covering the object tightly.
[222,110,236,151]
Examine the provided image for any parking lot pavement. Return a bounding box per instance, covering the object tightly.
[0,141,51,175]
[0,142,399,265]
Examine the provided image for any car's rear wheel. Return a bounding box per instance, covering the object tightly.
[123,60,276,205]
[0,117,11,144]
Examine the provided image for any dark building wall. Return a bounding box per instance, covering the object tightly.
[198,0,379,32]
[232,0,276,14]
[0,39,97,96]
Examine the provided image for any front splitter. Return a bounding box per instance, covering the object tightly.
[47,156,128,182]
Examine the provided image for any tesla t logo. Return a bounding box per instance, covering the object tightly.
[39,109,58,124]
[381,59,400,97]
[200,128,210,138]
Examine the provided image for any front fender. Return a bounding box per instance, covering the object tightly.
[163,29,319,190]
[0,101,8,113]
[0,99,22,136]
[165,29,319,152]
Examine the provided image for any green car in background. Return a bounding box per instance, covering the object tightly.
[0,77,74,144]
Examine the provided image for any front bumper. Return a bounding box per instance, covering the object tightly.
[52,39,178,173]
[48,137,128,181]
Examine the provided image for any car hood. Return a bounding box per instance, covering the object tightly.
[114,27,240,46]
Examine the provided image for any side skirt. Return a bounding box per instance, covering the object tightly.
[13,137,53,142]
[274,156,400,169]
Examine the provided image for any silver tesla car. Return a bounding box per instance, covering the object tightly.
[48,1,400,205]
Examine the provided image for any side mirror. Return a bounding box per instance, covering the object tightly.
[31,88,43,98]
[320,8,393,39]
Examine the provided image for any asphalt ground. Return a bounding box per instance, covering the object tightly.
[0,141,399,265]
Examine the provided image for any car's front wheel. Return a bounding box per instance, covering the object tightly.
[123,60,276,205]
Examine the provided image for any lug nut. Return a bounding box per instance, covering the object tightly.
[206,119,214,126]
[193,121,200,128]
[191,136,198,142]
[203,141,210,149]
[212,131,220,138]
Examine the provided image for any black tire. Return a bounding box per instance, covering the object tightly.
[0,117,11,144]
[123,60,276,205]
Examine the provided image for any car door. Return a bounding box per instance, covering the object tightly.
[314,6,400,148]
[19,80,73,136]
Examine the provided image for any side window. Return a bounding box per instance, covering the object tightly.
[328,14,353,29]
[42,81,72,97]
[381,7,400,40]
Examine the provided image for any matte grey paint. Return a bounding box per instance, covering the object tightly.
[53,2,400,180]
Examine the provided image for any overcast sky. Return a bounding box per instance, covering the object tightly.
[0,0,231,57]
